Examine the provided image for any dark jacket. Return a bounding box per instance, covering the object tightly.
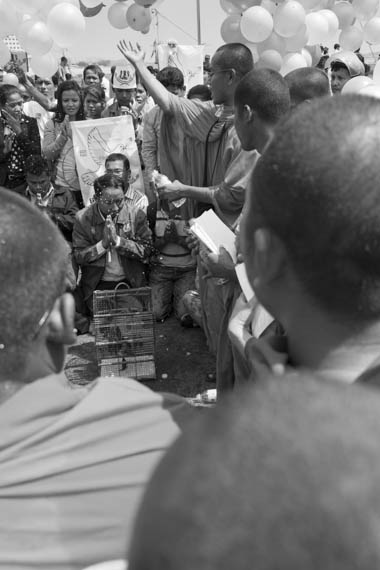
[73,200,152,301]
[26,185,78,242]
[0,113,41,186]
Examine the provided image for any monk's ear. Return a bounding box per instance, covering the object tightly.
[46,293,76,346]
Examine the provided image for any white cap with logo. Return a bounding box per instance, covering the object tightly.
[112,64,136,89]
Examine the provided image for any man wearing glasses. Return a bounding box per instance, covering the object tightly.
[73,160,151,316]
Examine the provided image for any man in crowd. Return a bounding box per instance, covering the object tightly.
[102,64,137,118]
[73,169,151,316]
[25,154,78,244]
[284,67,330,108]
[329,50,365,94]
[83,63,110,100]
[105,152,148,212]
[233,95,380,386]
[128,373,380,570]
[142,66,186,199]
[0,189,193,569]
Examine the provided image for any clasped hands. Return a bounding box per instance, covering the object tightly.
[102,217,118,249]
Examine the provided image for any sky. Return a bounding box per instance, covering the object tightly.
[68,0,226,63]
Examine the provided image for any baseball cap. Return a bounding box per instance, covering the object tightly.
[112,64,136,89]
[329,51,365,77]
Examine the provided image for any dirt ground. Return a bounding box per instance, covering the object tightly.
[65,315,215,398]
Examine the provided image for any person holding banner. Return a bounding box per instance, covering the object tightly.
[43,80,85,209]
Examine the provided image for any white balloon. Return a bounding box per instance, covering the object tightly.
[220,0,242,14]
[301,48,312,66]
[305,12,329,45]
[107,2,129,29]
[257,31,286,54]
[342,75,373,93]
[257,49,283,70]
[47,3,85,48]
[280,52,308,75]
[318,9,339,39]
[372,58,380,84]
[285,24,309,51]
[274,1,306,38]
[339,26,364,51]
[38,0,79,19]
[352,0,379,21]
[359,83,380,98]
[240,6,273,43]
[23,20,53,56]
[32,52,58,78]
[363,16,380,43]
[3,72,19,85]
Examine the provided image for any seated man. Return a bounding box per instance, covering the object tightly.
[128,373,380,570]
[233,94,380,386]
[284,67,330,108]
[25,154,78,243]
[329,50,365,94]
[0,189,194,568]
[73,172,152,315]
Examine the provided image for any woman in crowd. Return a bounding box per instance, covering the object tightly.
[43,79,85,208]
[83,84,106,120]
[0,84,40,195]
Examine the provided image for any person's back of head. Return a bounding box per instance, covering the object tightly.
[129,373,380,570]
[214,42,254,79]
[241,95,380,323]
[187,84,212,101]
[284,67,330,107]
[0,189,68,378]
[156,66,184,90]
[234,68,290,151]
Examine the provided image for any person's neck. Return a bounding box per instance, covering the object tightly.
[0,341,66,405]
[285,306,380,383]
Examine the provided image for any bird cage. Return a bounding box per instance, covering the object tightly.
[93,285,156,381]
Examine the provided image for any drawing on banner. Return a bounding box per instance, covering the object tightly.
[72,115,143,206]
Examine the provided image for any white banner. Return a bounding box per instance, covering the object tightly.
[157,44,204,91]
[72,115,143,206]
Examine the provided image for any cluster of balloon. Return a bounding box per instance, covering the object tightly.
[220,0,380,75]
[0,0,86,78]
[342,57,380,95]
[108,0,158,33]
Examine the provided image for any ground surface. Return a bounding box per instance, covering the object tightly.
[65,315,215,398]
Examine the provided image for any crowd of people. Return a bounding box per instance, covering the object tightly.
[1,37,380,570]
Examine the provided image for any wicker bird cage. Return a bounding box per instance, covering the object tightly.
[93,286,156,380]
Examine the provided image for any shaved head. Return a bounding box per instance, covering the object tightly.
[284,67,330,107]
[129,374,380,570]
[242,94,380,321]
[0,190,67,376]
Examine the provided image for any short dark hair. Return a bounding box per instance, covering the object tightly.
[82,83,106,103]
[25,155,50,177]
[129,373,380,570]
[105,153,130,172]
[234,69,290,124]
[83,64,104,81]
[156,66,184,89]
[187,84,212,101]
[0,190,67,377]
[330,61,349,74]
[214,43,254,78]
[0,84,20,107]
[284,67,330,106]
[54,80,85,123]
[243,95,380,321]
[93,173,124,199]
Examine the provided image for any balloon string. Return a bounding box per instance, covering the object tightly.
[155,9,199,42]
